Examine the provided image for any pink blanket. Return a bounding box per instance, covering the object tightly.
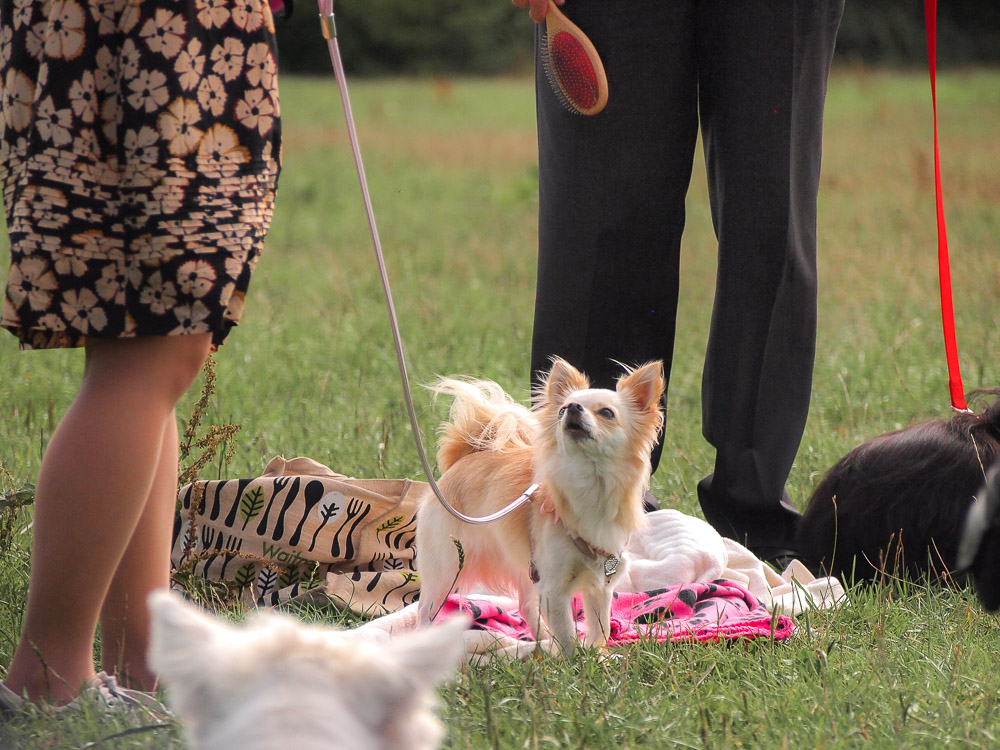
[437,580,794,645]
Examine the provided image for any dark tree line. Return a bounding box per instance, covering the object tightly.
[275,1,1000,76]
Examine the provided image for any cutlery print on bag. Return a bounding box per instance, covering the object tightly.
[331,498,370,559]
[199,526,220,578]
[217,535,244,580]
[287,480,327,547]
[270,477,302,541]
[223,478,254,528]
[208,480,227,522]
[255,475,291,536]
[173,463,422,610]
[378,514,417,551]
[197,528,244,579]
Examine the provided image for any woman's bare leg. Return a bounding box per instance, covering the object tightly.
[98,414,181,691]
[3,334,210,703]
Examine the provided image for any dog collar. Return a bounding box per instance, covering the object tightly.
[569,535,621,579]
[532,494,623,582]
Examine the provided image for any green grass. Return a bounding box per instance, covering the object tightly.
[1,67,999,747]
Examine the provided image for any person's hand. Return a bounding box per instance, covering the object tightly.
[512,0,562,24]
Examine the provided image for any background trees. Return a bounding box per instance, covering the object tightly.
[276,1,1000,76]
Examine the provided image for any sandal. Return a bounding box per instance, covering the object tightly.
[0,682,24,716]
[2,673,169,721]
[66,672,170,719]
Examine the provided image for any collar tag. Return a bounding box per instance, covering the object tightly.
[604,554,620,578]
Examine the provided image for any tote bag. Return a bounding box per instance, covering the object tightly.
[171,456,423,613]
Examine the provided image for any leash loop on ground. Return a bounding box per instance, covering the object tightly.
[315,0,539,523]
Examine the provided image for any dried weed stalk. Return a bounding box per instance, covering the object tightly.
[172,359,323,608]
[0,461,33,558]
[178,355,242,488]
[174,356,268,606]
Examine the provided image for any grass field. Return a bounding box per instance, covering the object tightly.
[1,67,999,747]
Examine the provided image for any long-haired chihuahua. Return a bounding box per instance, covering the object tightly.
[415,358,665,654]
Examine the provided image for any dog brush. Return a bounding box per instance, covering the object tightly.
[540,0,608,116]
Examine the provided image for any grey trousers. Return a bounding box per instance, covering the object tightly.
[530,0,844,552]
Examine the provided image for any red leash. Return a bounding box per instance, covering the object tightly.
[924,0,970,412]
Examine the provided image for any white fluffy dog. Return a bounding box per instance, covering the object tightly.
[147,591,466,750]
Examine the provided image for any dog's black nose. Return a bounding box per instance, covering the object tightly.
[561,402,591,440]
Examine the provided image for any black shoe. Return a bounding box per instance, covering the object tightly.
[751,546,800,572]
[697,474,802,550]
[642,490,661,513]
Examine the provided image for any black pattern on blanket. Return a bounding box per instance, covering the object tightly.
[455,581,793,644]
[361,580,794,659]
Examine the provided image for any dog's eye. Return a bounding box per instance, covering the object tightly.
[598,408,616,420]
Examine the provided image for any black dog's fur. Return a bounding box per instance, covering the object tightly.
[796,389,1000,584]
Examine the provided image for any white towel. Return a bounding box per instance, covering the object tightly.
[621,510,847,615]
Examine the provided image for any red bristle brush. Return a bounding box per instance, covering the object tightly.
[540,0,608,116]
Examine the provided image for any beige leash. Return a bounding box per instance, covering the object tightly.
[315,0,539,524]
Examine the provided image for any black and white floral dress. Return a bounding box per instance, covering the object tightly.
[0,0,282,349]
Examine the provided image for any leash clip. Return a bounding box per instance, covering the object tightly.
[319,10,336,39]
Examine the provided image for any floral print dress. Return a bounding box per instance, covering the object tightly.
[0,0,282,349]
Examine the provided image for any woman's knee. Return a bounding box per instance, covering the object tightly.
[164,335,213,399]
[84,334,212,406]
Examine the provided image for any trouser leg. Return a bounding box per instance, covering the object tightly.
[696,0,844,551]
[530,0,699,478]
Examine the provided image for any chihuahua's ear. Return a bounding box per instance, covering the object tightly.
[616,361,665,413]
[543,358,590,405]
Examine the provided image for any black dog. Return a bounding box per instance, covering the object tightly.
[796,389,1000,584]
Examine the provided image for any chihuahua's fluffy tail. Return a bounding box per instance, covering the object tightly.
[431,378,536,473]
